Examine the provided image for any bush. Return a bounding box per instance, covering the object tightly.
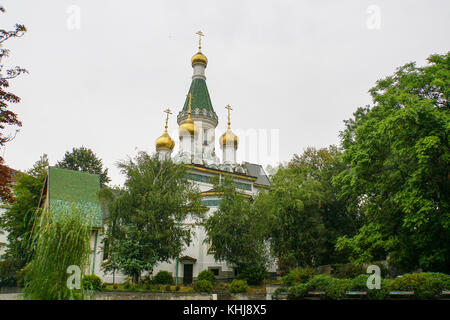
[153,271,174,285]
[287,283,308,300]
[388,273,450,299]
[198,270,216,283]
[237,264,267,285]
[196,280,213,293]
[349,274,390,300]
[302,274,350,300]
[282,267,317,286]
[229,279,248,293]
[82,274,103,291]
[165,285,171,292]
[112,283,118,290]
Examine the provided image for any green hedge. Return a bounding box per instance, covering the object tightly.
[287,272,449,300]
[388,273,450,299]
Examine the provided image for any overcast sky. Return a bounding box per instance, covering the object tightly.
[1,0,449,186]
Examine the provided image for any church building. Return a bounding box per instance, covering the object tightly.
[125,32,272,284]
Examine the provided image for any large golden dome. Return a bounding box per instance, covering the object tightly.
[155,131,175,151]
[179,118,198,137]
[220,129,238,149]
[191,51,208,67]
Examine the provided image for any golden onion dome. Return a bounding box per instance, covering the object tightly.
[220,129,238,149]
[191,51,208,67]
[179,118,198,137]
[155,131,175,151]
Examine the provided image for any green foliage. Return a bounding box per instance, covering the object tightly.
[23,205,92,300]
[101,152,204,283]
[282,267,317,286]
[349,274,390,300]
[287,272,450,300]
[287,283,308,299]
[0,257,19,287]
[289,274,351,300]
[82,274,103,291]
[56,146,110,186]
[203,176,270,282]
[237,264,267,285]
[330,263,365,279]
[0,155,49,274]
[197,270,216,283]
[152,271,174,285]
[196,280,213,293]
[389,273,450,299]
[256,147,357,268]
[336,52,450,273]
[15,262,32,288]
[229,279,248,293]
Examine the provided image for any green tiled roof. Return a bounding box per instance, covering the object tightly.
[48,167,102,228]
[182,78,216,115]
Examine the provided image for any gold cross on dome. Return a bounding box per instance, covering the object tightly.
[225,104,233,129]
[196,31,205,51]
[163,108,172,131]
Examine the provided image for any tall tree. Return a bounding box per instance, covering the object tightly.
[0,154,48,283]
[288,146,362,265]
[0,6,27,203]
[335,52,450,272]
[102,152,204,283]
[259,163,327,270]
[203,177,271,284]
[56,146,110,186]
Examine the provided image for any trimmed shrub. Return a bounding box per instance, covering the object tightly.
[82,274,103,291]
[302,274,350,300]
[282,267,317,286]
[229,279,248,293]
[153,271,174,285]
[349,274,390,300]
[196,280,213,293]
[388,273,450,299]
[237,264,267,285]
[198,270,216,283]
[287,283,308,300]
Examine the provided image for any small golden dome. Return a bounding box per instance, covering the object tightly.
[179,118,198,137]
[191,51,208,67]
[155,131,175,151]
[220,129,238,149]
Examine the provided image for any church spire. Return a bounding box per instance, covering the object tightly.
[178,31,218,127]
[220,105,238,164]
[155,108,175,160]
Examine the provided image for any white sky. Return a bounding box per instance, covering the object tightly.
[1,0,449,186]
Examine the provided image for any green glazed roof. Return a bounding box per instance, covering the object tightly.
[48,167,102,228]
[182,78,216,115]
